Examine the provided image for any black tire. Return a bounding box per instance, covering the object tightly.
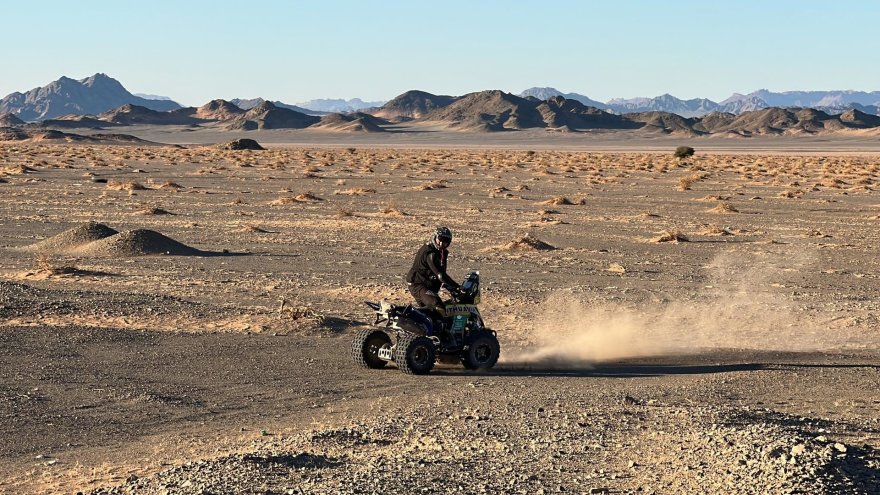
[461,331,500,371]
[351,329,391,369]
[394,334,436,375]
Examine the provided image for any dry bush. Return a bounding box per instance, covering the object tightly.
[107,180,147,191]
[379,203,407,216]
[33,254,79,276]
[541,196,574,206]
[334,188,376,196]
[416,180,447,191]
[651,230,690,243]
[335,205,354,218]
[294,192,322,202]
[607,263,627,274]
[678,172,707,191]
[709,202,739,214]
[694,194,730,202]
[700,225,735,236]
[495,234,556,251]
[3,164,36,175]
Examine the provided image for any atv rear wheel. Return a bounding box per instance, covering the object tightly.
[394,334,436,375]
[351,329,391,369]
[461,331,500,371]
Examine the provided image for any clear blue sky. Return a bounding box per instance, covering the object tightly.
[3,1,878,106]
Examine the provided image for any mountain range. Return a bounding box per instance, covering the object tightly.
[520,87,880,118]
[3,74,880,137]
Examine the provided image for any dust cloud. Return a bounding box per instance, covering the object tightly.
[503,249,874,367]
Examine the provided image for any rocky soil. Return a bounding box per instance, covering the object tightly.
[0,142,878,494]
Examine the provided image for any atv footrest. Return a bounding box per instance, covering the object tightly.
[378,346,394,361]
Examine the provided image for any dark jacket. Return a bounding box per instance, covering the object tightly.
[406,243,459,292]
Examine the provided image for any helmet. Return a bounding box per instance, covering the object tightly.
[432,226,453,246]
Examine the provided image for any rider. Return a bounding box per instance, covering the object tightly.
[406,227,461,328]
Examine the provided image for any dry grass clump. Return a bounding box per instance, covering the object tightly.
[379,203,407,216]
[607,263,627,274]
[709,202,739,214]
[678,172,707,191]
[33,254,80,276]
[335,206,354,218]
[107,180,148,192]
[694,194,730,202]
[157,181,183,190]
[416,180,447,191]
[540,196,574,206]
[3,164,36,175]
[778,190,804,199]
[651,230,690,243]
[295,192,323,202]
[334,188,376,196]
[700,225,735,236]
[270,193,324,205]
[496,233,556,251]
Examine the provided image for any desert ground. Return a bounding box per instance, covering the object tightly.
[0,134,879,494]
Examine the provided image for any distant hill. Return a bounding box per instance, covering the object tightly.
[419,90,544,131]
[312,112,389,132]
[519,87,608,110]
[226,101,320,130]
[0,73,182,121]
[537,96,636,130]
[371,90,457,121]
[98,104,199,125]
[180,99,245,121]
[296,98,386,113]
[134,93,176,101]
[0,112,25,127]
[230,98,320,115]
[607,94,719,118]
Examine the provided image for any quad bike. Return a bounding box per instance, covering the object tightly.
[351,271,500,375]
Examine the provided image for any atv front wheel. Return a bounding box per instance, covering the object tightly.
[394,334,436,375]
[461,331,500,371]
[351,329,392,369]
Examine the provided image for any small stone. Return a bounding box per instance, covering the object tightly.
[833,443,847,453]
[790,444,806,456]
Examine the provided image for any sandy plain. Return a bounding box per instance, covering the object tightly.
[0,131,878,494]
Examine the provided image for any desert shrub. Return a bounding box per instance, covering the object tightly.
[674,146,695,159]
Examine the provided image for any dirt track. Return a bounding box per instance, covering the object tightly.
[0,141,879,493]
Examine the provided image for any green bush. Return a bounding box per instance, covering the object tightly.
[674,146,695,159]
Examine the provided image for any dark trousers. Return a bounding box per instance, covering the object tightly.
[409,284,443,311]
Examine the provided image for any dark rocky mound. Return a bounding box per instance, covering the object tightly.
[219,139,265,150]
[192,99,245,120]
[98,104,200,125]
[538,96,639,130]
[75,229,203,256]
[37,115,118,129]
[0,127,29,141]
[839,109,880,128]
[226,101,320,130]
[0,112,24,126]
[625,111,703,135]
[371,90,457,121]
[422,90,544,131]
[23,221,119,253]
[314,112,388,132]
